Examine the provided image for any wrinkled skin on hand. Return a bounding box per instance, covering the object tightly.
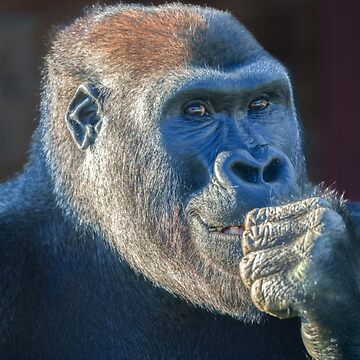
[240,197,360,359]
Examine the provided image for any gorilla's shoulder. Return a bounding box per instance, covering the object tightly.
[0,168,58,268]
[0,196,45,274]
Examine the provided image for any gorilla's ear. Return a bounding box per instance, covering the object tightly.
[66,83,103,151]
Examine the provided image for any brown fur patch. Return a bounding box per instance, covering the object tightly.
[84,7,207,76]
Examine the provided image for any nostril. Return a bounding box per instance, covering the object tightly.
[231,162,259,184]
[263,158,282,183]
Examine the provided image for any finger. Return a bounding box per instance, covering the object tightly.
[240,243,299,289]
[242,207,330,254]
[245,197,332,228]
[250,272,302,319]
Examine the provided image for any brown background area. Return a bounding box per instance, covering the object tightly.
[0,0,359,199]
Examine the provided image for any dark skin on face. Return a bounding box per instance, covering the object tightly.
[161,63,301,209]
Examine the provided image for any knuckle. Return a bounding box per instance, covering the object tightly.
[245,209,259,227]
[248,224,272,248]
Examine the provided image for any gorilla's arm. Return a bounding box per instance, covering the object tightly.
[240,197,360,359]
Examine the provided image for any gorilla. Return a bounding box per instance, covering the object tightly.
[0,3,359,359]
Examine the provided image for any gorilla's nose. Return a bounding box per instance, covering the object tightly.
[214,149,292,189]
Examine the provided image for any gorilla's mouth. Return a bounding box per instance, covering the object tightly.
[209,225,245,236]
[191,213,245,239]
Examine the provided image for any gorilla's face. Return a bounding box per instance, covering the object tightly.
[161,62,304,278]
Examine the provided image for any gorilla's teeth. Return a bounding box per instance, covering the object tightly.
[221,226,244,235]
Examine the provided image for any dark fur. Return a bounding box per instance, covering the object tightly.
[0,3,318,359]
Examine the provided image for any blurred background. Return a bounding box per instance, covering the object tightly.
[0,0,359,199]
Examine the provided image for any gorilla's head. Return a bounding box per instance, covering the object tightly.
[39,4,306,321]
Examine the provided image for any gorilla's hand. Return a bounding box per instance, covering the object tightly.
[239,197,360,360]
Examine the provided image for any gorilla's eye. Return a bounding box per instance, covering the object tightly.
[248,97,269,111]
[183,101,209,117]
